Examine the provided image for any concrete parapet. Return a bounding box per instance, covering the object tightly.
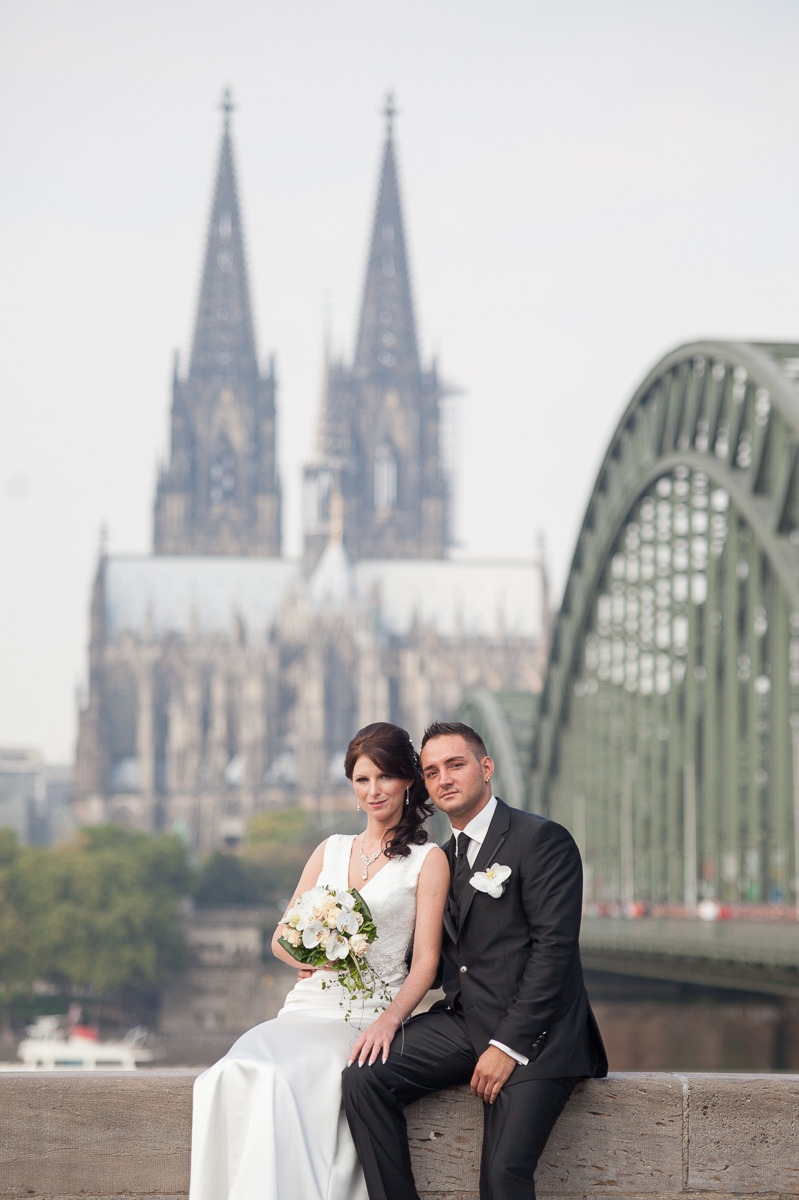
[0,1071,796,1199]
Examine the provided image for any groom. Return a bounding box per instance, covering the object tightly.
[342,720,607,1200]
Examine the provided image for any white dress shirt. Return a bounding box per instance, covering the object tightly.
[449,797,529,1067]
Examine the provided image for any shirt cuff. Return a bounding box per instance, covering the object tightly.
[489,1039,529,1066]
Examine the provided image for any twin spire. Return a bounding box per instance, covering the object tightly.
[190,89,419,383]
[354,92,419,375]
[172,89,446,564]
[188,88,258,382]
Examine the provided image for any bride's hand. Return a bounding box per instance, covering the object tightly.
[347,1008,402,1068]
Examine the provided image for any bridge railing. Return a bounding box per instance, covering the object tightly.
[581,917,799,966]
[579,916,799,996]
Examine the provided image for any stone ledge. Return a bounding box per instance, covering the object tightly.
[0,1071,797,1199]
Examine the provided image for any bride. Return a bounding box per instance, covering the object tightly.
[189,722,449,1200]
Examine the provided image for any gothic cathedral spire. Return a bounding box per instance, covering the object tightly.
[304,94,450,569]
[154,90,281,557]
[353,93,419,377]
[188,88,258,383]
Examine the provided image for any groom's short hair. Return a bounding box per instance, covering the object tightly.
[421,721,489,762]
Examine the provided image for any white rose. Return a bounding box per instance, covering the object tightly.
[284,928,301,947]
[349,933,369,957]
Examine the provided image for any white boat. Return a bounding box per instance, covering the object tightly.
[3,1015,156,1070]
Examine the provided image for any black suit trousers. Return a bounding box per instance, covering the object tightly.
[341,1007,579,1200]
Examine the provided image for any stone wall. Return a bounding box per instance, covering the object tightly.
[1,1071,797,1199]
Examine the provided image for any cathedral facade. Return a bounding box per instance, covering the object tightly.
[74,96,548,851]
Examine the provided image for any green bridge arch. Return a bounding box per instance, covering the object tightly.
[533,340,799,910]
[456,689,537,811]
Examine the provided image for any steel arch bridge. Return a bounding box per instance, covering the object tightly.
[533,340,799,912]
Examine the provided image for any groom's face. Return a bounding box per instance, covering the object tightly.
[421,734,493,829]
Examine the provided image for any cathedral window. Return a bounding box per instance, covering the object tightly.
[107,665,139,793]
[379,310,393,325]
[374,444,397,510]
[209,436,237,505]
[304,469,331,525]
[219,211,232,240]
[217,250,232,271]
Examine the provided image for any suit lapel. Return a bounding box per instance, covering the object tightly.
[458,799,511,931]
[442,834,458,942]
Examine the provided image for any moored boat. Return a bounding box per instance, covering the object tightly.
[1,1015,156,1070]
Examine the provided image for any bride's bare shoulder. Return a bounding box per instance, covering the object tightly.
[419,843,449,875]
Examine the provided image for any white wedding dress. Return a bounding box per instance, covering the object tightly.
[190,835,438,1200]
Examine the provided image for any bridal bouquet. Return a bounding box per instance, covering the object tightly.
[278,885,387,1009]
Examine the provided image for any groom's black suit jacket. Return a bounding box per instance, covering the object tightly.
[436,798,607,1082]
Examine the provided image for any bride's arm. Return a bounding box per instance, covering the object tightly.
[347,846,450,1067]
[270,840,328,969]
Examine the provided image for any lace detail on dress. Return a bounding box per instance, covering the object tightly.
[318,836,438,989]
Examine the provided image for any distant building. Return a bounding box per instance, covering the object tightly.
[0,749,74,846]
[158,906,291,1037]
[74,95,548,851]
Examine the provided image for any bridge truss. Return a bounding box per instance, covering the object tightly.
[533,341,799,909]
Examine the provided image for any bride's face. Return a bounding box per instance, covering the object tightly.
[351,755,412,830]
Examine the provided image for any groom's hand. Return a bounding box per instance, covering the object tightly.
[470,1045,516,1104]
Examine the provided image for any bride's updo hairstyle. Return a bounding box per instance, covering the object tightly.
[344,722,433,858]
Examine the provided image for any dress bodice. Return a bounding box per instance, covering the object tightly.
[317,835,437,988]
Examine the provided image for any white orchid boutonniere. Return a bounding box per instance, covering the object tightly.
[469,863,511,898]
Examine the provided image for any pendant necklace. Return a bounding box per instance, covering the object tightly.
[358,835,384,880]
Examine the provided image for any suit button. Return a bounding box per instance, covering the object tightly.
[459,965,468,974]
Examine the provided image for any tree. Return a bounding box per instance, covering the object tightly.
[0,832,35,990]
[239,807,363,901]
[194,852,273,908]
[244,809,317,849]
[241,808,323,899]
[0,828,192,1000]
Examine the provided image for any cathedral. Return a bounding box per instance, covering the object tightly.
[73,95,549,850]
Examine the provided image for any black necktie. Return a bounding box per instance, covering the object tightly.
[451,832,472,907]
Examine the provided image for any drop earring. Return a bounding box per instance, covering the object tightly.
[357,799,361,812]
[405,787,410,807]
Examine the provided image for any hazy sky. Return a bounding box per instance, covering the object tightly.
[2,0,799,762]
